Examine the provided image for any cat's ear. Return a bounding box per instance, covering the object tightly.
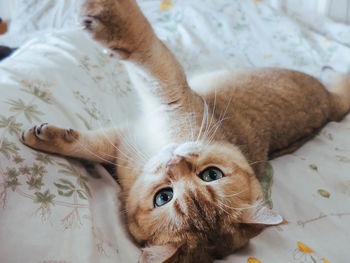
[139,243,180,263]
[241,204,283,225]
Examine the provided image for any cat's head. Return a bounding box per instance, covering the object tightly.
[126,141,282,263]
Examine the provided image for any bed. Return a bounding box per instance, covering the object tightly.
[0,1,349,262]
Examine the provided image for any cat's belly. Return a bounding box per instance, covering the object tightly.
[191,68,331,161]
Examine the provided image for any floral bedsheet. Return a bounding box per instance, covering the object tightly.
[0,1,349,262]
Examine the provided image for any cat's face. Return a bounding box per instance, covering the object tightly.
[126,141,278,262]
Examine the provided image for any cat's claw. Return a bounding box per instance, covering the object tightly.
[33,123,48,140]
[81,16,99,32]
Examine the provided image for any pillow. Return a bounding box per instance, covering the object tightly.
[0,29,140,262]
[1,0,83,46]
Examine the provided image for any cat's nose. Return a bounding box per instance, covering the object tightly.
[166,155,193,179]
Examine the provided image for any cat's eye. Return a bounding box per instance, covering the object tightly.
[154,187,173,207]
[199,167,224,182]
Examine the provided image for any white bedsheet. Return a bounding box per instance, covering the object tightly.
[0,1,349,262]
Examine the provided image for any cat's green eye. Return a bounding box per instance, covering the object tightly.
[199,167,224,182]
[154,187,173,207]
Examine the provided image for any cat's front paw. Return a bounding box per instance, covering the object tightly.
[81,0,153,58]
[21,123,79,153]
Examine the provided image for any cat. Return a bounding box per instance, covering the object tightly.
[21,0,350,262]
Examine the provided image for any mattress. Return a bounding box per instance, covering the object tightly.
[0,1,349,262]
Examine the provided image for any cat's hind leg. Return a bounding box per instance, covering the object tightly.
[21,123,121,164]
[322,67,350,121]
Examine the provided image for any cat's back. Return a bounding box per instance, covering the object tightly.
[190,68,328,102]
[190,68,331,157]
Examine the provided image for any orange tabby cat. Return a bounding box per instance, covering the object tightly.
[21,0,350,262]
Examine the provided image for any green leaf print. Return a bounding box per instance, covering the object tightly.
[54,183,72,190]
[57,162,78,177]
[258,163,274,209]
[62,190,74,197]
[12,155,25,164]
[26,177,44,191]
[19,165,31,175]
[7,99,43,123]
[35,153,54,165]
[0,115,23,135]
[6,168,19,179]
[77,190,87,200]
[6,178,20,191]
[0,138,19,159]
[31,163,47,177]
[58,178,75,189]
[34,190,56,206]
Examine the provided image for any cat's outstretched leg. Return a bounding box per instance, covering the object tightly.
[21,123,121,163]
[82,0,202,110]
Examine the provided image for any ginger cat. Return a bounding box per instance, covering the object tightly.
[21,0,350,262]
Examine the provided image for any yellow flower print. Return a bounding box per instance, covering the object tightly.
[247,257,262,263]
[253,0,262,5]
[293,242,331,263]
[160,0,174,11]
[297,241,313,253]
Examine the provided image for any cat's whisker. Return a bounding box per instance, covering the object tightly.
[106,114,148,164]
[122,120,150,162]
[218,200,262,211]
[205,116,233,147]
[202,106,210,141]
[94,120,134,163]
[104,116,138,159]
[217,189,247,198]
[71,136,134,169]
[200,95,232,146]
[201,91,217,142]
[126,119,151,160]
[196,98,209,142]
[95,117,139,163]
[120,130,149,162]
[216,202,232,216]
[248,159,268,166]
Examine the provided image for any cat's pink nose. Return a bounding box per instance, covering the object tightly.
[166,155,193,179]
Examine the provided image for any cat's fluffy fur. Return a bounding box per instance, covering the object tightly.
[21,0,350,262]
